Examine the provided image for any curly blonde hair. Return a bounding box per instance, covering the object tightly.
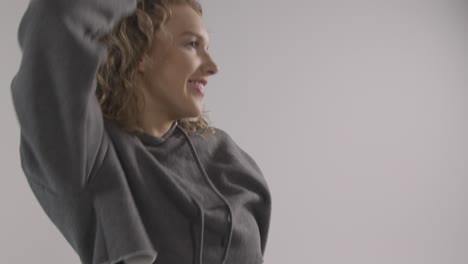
[96,0,214,135]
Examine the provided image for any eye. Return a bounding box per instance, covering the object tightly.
[187,41,200,48]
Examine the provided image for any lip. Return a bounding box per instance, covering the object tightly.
[188,80,205,96]
[188,78,208,86]
[194,86,205,96]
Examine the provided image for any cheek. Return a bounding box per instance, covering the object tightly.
[173,50,198,71]
[153,63,179,86]
[147,51,197,91]
[155,68,188,96]
[165,62,195,86]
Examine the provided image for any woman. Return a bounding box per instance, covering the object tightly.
[11,0,271,264]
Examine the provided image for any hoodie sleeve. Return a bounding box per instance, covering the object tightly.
[10,0,137,195]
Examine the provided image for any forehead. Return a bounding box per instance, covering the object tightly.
[164,5,210,43]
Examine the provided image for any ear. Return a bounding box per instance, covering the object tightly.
[137,58,146,74]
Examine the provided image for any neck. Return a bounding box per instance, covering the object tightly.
[138,118,176,138]
[137,95,177,138]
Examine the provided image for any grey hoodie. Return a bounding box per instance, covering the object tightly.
[10,0,271,264]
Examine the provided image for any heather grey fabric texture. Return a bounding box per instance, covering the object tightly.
[10,0,271,263]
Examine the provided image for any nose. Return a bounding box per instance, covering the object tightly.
[203,53,219,76]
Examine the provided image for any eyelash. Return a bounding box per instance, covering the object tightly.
[187,41,200,48]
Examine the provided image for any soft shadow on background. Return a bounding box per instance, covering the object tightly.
[2,0,467,263]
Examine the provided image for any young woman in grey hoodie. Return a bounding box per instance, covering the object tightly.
[11,0,271,263]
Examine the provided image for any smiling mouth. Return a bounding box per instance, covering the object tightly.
[188,80,205,95]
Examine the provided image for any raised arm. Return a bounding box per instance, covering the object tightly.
[10,0,137,195]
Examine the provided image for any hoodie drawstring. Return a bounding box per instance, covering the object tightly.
[191,198,205,264]
[177,125,234,264]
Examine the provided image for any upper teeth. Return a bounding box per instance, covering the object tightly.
[190,81,204,86]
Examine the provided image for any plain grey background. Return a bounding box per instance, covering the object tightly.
[2,0,468,263]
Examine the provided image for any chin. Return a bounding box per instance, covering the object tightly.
[181,106,203,120]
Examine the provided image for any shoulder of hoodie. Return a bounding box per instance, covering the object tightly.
[205,126,263,174]
[194,125,233,146]
[189,125,241,152]
[201,126,254,160]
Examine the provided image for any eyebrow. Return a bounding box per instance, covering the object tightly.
[180,30,210,48]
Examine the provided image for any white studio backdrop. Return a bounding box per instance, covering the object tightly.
[1,0,467,263]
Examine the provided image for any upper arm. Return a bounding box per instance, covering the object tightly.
[11,0,137,194]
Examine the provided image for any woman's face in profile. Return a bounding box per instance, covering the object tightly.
[137,4,219,120]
